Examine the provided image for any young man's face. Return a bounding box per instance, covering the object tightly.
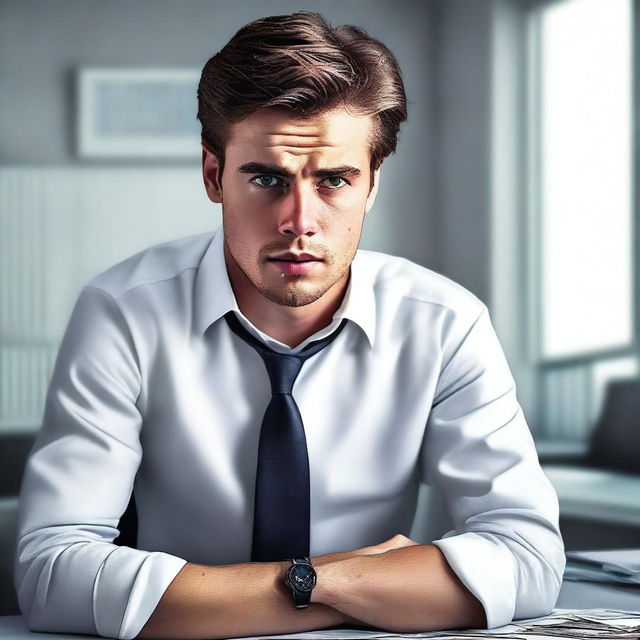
[203,107,378,308]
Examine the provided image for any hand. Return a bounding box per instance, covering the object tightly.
[362,533,421,554]
[312,533,420,568]
[309,534,420,621]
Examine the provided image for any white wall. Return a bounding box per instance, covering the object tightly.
[431,0,537,428]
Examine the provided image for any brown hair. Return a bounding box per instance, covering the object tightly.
[197,12,407,174]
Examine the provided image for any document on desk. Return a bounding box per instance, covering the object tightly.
[565,549,640,584]
[231,609,640,639]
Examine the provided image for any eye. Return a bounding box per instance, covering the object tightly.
[251,175,284,188]
[319,176,349,190]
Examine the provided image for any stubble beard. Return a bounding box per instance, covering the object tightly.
[264,274,343,308]
[250,253,348,308]
[225,237,350,308]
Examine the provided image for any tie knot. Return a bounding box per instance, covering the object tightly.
[224,311,349,395]
[260,351,304,395]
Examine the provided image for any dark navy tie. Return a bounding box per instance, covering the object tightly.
[225,311,348,562]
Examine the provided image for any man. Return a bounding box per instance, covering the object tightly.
[14,12,565,640]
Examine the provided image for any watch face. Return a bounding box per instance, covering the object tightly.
[288,563,317,592]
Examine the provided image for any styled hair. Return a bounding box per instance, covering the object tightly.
[197,12,407,173]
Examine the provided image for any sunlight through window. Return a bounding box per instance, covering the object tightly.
[538,0,633,359]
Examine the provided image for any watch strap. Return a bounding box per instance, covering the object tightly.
[292,582,311,608]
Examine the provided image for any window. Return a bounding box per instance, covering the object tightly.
[535,0,633,359]
[529,0,637,438]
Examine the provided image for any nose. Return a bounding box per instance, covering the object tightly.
[277,183,320,238]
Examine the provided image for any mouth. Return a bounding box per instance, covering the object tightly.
[266,252,324,276]
[267,252,322,262]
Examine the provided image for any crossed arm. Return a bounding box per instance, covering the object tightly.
[136,534,486,639]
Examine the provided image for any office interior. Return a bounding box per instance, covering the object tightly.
[1,0,638,617]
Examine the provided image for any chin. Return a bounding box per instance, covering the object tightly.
[262,288,325,308]
[258,279,331,308]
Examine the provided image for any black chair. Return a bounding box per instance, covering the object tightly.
[586,378,640,475]
[541,378,640,475]
[114,490,138,548]
[540,378,640,549]
[0,432,37,615]
[0,432,36,498]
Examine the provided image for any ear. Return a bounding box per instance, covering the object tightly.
[202,144,223,204]
[365,168,381,214]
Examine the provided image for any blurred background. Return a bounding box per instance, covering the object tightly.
[1,0,639,614]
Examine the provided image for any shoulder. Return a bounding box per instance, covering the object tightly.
[87,231,215,300]
[355,248,486,324]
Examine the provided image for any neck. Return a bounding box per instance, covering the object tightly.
[224,248,350,349]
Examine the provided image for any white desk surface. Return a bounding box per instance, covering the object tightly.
[0,581,637,639]
[556,577,640,611]
[0,616,98,640]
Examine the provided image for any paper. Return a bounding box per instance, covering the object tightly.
[565,549,640,585]
[230,609,640,639]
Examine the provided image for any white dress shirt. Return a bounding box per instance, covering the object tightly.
[14,226,565,639]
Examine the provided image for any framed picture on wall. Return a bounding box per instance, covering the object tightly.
[76,67,202,158]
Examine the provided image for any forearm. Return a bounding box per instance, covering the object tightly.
[136,560,353,640]
[312,543,487,633]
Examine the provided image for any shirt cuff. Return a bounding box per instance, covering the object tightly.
[94,548,188,639]
[432,532,517,629]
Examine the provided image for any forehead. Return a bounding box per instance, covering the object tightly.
[224,108,374,168]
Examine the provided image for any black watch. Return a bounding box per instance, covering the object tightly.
[284,557,317,609]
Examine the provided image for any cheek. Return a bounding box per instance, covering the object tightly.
[223,194,269,239]
[335,189,367,212]
[222,210,261,265]
[339,204,365,237]
[326,192,367,225]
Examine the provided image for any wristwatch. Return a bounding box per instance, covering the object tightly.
[284,557,317,609]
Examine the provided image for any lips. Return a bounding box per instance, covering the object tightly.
[266,252,323,276]
[267,252,321,262]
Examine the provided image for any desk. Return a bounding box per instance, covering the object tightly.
[0,616,82,640]
[0,582,637,639]
[556,579,640,610]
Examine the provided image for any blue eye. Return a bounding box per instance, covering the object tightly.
[251,175,283,188]
[320,177,348,189]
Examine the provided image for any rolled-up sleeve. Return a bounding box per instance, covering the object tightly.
[14,286,187,639]
[420,304,565,629]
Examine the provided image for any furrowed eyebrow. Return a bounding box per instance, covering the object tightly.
[238,162,361,179]
[238,163,294,178]
[312,166,361,179]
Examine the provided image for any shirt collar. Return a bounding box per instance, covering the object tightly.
[194,226,376,349]
[194,226,238,335]
[333,250,376,349]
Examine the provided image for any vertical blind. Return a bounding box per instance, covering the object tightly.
[0,167,218,431]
